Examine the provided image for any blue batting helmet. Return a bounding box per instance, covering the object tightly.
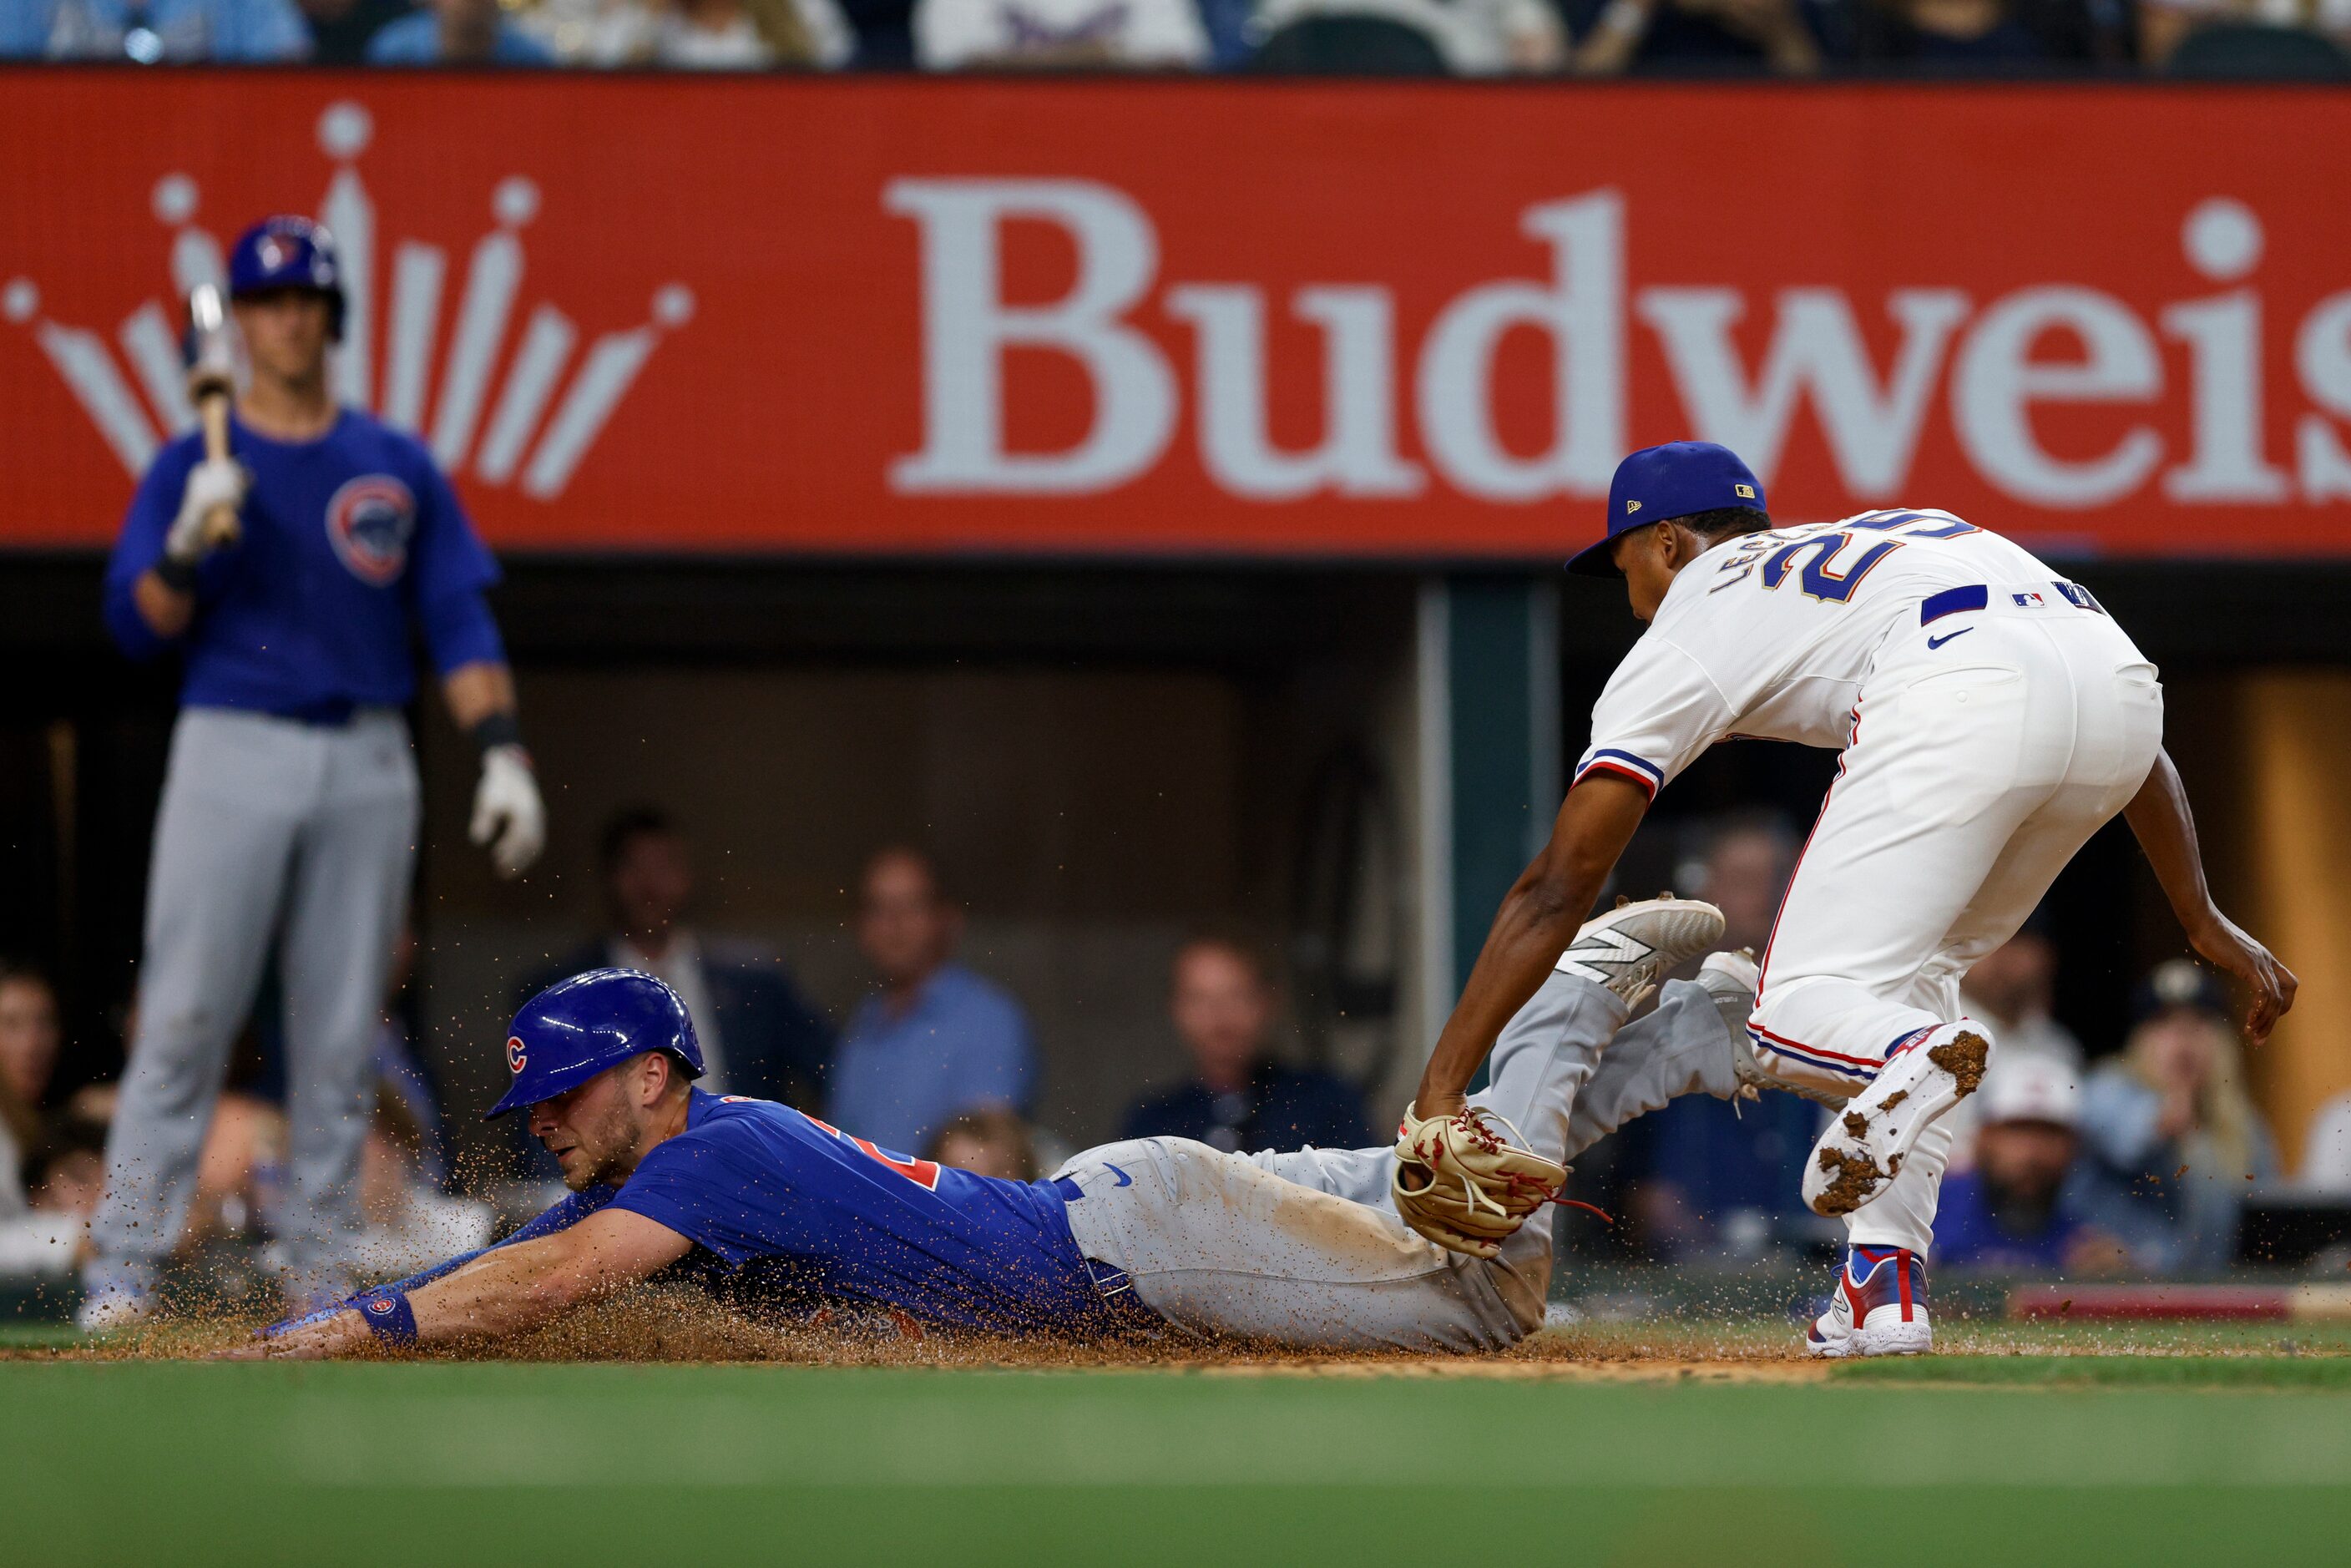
[485,969,705,1120]
[226,215,346,340]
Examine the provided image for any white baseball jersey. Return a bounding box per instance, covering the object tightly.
[1572,508,2099,801]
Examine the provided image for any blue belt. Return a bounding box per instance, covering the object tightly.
[269,697,359,727]
[1919,581,2103,626]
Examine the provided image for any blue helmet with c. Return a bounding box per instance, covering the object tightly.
[226,215,346,340]
[486,969,705,1120]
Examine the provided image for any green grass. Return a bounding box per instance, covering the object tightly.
[6,1355,2351,1567]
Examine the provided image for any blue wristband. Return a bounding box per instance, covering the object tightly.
[351,1288,418,1347]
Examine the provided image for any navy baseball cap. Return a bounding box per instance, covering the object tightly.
[487,969,704,1119]
[2131,959,2232,1028]
[1566,442,1768,577]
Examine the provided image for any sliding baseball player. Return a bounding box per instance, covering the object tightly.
[1403,441,2297,1356]
[235,893,1748,1358]
[88,215,546,1327]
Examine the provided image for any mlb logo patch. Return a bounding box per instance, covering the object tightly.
[2011,590,2046,609]
[1734,483,1756,498]
[1625,499,1642,514]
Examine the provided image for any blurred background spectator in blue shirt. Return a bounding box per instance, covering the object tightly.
[827,846,1037,1156]
[1123,935,1373,1154]
[1934,1052,2134,1274]
[367,0,556,59]
[2080,960,2280,1274]
[4,0,310,58]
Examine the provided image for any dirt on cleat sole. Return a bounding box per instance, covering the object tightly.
[1929,1030,1990,1095]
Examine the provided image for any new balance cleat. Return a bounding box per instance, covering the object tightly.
[1802,1022,1992,1216]
[1556,895,1725,1010]
[1806,1244,1932,1358]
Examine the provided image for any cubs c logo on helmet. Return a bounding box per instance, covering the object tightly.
[506,1036,528,1075]
[324,474,417,587]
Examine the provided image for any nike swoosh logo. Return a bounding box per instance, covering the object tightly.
[1927,628,1974,650]
[1105,1163,1132,1188]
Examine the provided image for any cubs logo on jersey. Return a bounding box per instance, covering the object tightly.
[325,474,417,586]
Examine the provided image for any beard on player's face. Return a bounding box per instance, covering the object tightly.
[533,1067,650,1191]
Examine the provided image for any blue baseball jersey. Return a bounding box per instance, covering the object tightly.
[103,409,504,717]
[499,1090,1110,1336]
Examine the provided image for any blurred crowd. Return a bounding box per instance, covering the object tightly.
[3,0,2348,76]
[6,800,2349,1292]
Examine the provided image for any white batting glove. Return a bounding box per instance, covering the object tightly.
[166,457,246,564]
[469,744,545,879]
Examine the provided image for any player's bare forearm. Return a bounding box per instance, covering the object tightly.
[2122,747,2298,1042]
[218,1211,689,1360]
[133,571,196,640]
[442,660,518,731]
[1413,774,1650,1116]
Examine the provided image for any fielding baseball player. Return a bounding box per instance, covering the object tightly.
[88,215,547,1327]
[235,898,1749,1358]
[1403,441,2298,1356]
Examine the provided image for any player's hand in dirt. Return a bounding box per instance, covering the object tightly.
[1390,1103,1566,1258]
[2188,912,2298,1044]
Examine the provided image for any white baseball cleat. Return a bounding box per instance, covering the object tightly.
[1555,894,1725,1010]
[1805,1245,1933,1358]
[76,1267,155,1334]
[1801,1022,1993,1217]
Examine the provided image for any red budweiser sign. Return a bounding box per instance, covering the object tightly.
[3,73,2348,558]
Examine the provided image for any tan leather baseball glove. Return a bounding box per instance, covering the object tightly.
[1391,1103,1569,1258]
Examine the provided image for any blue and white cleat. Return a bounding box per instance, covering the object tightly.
[1804,1244,1932,1358]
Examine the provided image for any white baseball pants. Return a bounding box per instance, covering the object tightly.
[1746,589,2163,1256]
[1056,973,1740,1352]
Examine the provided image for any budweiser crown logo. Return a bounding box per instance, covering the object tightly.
[3,100,692,501]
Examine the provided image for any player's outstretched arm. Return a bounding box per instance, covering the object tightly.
[1412,773,1651,1117]
[2122,747,2298,1043]
[219,1210,690,1360]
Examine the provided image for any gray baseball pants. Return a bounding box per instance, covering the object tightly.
[1056,974,1738,1352]
[88,706,417,1303]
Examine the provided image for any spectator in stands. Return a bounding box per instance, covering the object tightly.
[529,807,832,1110]
[526,0,854,63]
[3,0,310,58]
[1628,817,1817,1259]
[367,0,557,59]
[913,0,1210,68]
[1251,0,1565,71]
[2136,0,2351,67]
[0,963,61,1115]
[1944,925,2086,1167]
[923,1107,1042,1181]
[827,847,1037,1155]
[1959,929,2086,1069]
[296,0,412,60]
[2301,1085,2351,1193]
[2080,959,2279,1273]
[1934,1053,2132,1273]
[1565,0,1823,74]
[1843,0,2127,69]
[0,1114,105,1280]
[1123,936,1373,1155]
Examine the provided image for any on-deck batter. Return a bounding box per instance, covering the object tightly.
[88,215,549,1327]
[1402,441,2297,1358]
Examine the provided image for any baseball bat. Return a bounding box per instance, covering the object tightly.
[185,284,240,549]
